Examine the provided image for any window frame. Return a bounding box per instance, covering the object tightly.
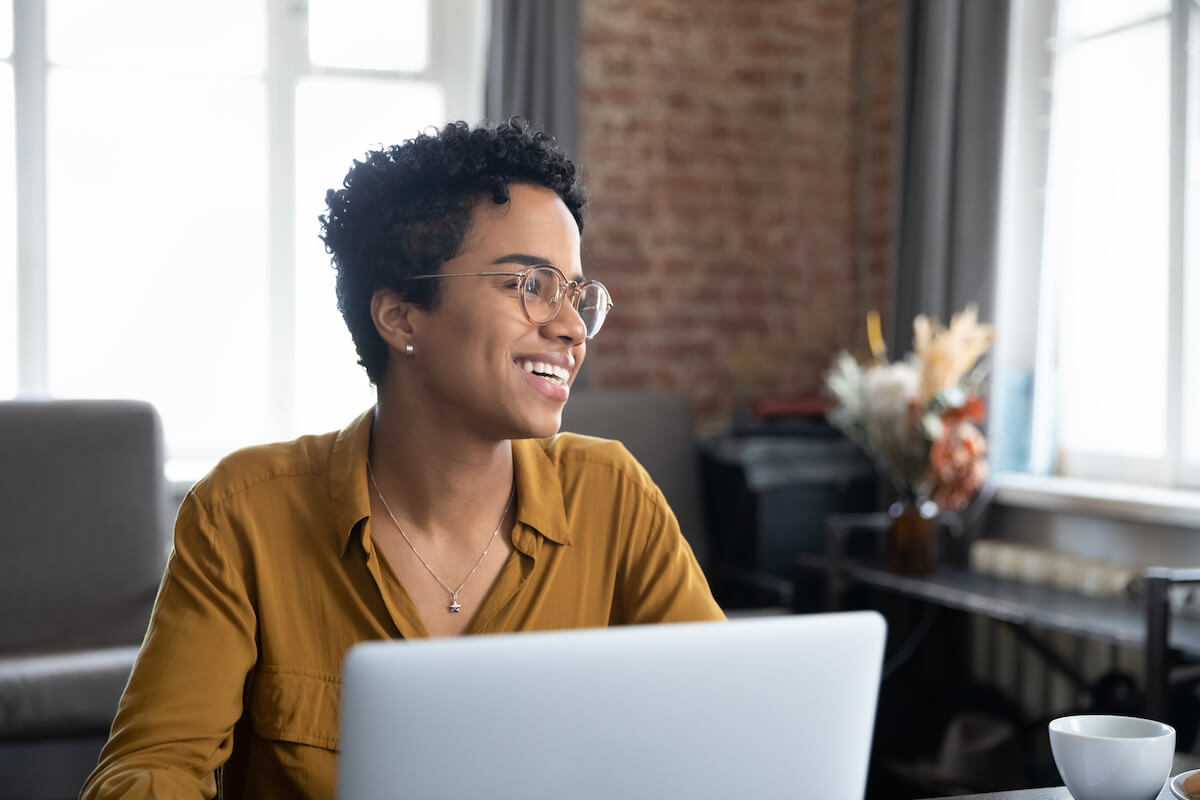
[7,0,487,466]
[994,0,1200,494]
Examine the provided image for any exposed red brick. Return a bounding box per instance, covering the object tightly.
[579,0,902,429]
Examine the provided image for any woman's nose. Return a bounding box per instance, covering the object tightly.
[542,294,587,343]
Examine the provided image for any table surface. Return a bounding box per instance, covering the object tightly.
[795,556,1200,655]
[921,783,1176,799]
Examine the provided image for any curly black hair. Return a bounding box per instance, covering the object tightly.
[319,118,587,385]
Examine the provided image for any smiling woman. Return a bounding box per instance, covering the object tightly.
[79,119,724,800]
[365,181,591,442]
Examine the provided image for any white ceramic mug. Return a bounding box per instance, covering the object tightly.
[1049,714,1175,800]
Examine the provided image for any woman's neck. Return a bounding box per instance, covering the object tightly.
[367,396,515,539]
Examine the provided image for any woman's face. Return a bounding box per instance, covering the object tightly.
[406,183,588,441]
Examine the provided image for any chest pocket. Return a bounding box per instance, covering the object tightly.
[249,665,342,750]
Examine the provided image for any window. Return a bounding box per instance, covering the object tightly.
[0,0,14,398]
[5,0,487,468]
[995,0,1200,490]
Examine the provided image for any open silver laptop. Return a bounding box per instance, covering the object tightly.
[338,612,886,800]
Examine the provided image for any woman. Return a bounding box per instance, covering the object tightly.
[82,119,723,800]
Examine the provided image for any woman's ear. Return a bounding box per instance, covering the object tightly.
[370,288,420,353]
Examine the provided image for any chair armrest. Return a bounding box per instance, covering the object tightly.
[0,646,139,738]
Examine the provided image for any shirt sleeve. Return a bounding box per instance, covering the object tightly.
[80,491,258,800]
[616,485,726,625]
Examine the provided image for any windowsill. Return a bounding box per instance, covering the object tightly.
[991,471,1200,529]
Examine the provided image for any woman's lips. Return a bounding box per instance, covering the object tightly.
[514,360,570,402]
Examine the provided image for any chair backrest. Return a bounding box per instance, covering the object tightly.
[559,389,708,565]
[0,399,168,653]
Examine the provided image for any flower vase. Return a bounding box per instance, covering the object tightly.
[888,497,939,575]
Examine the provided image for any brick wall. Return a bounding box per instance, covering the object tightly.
[578,0,901,429]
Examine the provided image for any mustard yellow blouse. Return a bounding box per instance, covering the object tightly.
[81,409,724,799]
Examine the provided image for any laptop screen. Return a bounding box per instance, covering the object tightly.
[339,612,886,800]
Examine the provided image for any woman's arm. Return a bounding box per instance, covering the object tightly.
[81,492,258,800]
[616,486,726,625]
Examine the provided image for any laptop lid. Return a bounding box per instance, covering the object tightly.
[338,612,886,800]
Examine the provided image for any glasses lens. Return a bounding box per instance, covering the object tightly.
[577,282,611,337]
[522,267,563,324]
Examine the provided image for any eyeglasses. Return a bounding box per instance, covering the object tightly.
[406,264,613,339]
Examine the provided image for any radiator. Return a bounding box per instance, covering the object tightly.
[970,617,1145,720]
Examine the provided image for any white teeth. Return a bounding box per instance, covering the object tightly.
[518,359,569,384]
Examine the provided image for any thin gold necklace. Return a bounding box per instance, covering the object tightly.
[366,462,514,614]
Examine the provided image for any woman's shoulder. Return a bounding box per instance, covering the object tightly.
[189,429,342,508]
[523,433,658,494]
[532,430,632,462]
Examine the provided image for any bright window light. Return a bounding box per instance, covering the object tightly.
[1045,21,1170,459]
[47,0,265,75]
[45,68,270,458]
[1056,0,1168,40]
[292,77,445,435]
[308,0,429,72]
[9,0,484,465]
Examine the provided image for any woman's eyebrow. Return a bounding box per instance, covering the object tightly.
[491,253,586,282]
[490,253,550,268]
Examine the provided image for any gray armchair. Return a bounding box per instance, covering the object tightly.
[0,400,168,800]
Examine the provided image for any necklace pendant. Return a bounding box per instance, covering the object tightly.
[449,598,462,613]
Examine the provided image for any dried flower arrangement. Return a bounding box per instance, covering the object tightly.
[824,305,994,512]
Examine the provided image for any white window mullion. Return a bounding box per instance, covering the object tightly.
[1165,0,1190,485]
[997,0,1058,476]
[1183,0,1200,485]
[267,0,304,439]
[1030,0,1065,477]
[12,0,46,395]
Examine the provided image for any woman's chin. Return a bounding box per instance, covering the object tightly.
[520,409,564,440]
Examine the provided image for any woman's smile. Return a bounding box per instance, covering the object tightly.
[513,355,573,401]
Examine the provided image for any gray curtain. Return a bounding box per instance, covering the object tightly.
[485,0,581,160]
[891,0,1010,348]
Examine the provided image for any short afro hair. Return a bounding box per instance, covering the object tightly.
[319,118,587,385]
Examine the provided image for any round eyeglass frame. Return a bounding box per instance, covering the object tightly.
[405,264,613,339]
